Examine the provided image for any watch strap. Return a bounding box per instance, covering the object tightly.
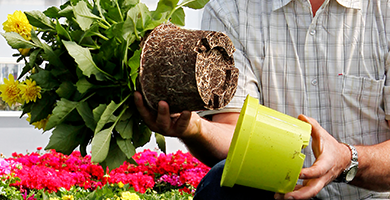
[334,143,358,183]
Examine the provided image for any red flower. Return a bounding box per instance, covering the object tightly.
[5,148,210,195]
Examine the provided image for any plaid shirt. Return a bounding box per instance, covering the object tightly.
[201,0,390,199]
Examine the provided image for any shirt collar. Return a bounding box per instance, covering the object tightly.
[272,0,362,11]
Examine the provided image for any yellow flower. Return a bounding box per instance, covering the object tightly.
[118,181,124,188]
[62,195,74,200]
[19,78,41,103]
[120,191,140,200]
[18,48,31,56]
[0,74,22,106]
[2,10,33,40]
[26,113,51,130]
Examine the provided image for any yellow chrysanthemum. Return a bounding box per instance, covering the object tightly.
[19,78,41,103]
[120,191,140,200]
[2,10,33,40]
[26,113,51,130]
[0,74,22,106]
[118,181,125,188]
[61,195,74,200]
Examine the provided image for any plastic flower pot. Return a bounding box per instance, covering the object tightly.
[220,95,311,193]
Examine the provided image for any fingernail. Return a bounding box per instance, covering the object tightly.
[287,197,294,200]
[274,193,282,199]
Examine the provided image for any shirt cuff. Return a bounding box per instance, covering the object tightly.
[197,108,241,117]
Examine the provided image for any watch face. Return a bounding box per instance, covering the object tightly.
[346,167,358,182]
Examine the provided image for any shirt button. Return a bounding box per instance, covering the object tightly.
[311,78,318,86]
[310,29,316,35]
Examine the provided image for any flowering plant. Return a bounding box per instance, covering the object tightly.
[0,148,209,199]
[0,0,208,169]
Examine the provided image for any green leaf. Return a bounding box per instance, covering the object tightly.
[133,122,152,148]
[45,98,79,130]
[180,0,209,9]
[42,43,68,71]
[56,19,72,40]
[29,92,57,123]
[63,40,108,81]
[45,124,85,155]
[0,32,36,49]
[95,95,130,134]
[58,5,74,19]
[32,31,67,70]
[128,49,141,89]
[77,101,96,131]
[19,49,41,79]
[170,7,185,26]
[91,127,112,163]
[30,70,60,90]
[56,81,76,99]
[115,118,133,139]
[92,97,130,163]
[76,77,94,93]
[155,133,166,153]
[143,18,167,32]
[152,0,179,20]
[73,1,99,31]
[43,6,61,18]
[100,0,124,22]
[93,104,111,123]
[78,23,103,44]
[99,138,133,170]
[127,3,152,37]
[45,94,94,130]
[25,10,55,30]
[116,137,136,159]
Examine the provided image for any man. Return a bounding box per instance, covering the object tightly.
[135,0,390,199]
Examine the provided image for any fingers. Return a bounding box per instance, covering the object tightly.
[173,110,192,133]
[284,180,324,199]
[134,91,194,137]
[155,101,172,132]
[134,91,154,123]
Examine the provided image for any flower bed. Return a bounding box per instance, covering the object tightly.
[0,148,210,199]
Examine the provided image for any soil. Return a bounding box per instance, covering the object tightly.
[139,23,238,113]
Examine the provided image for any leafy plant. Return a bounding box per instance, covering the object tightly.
[0,0,209,170]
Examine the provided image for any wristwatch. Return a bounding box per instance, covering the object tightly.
[334,143,359,183]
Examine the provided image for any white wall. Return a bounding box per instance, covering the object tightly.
[0,111,189,157]
[0,0,204,157]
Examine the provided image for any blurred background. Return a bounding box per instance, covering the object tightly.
[0,0,204,157]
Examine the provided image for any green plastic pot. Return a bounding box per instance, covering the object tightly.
[220,95,311,193]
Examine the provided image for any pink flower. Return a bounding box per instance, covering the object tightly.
[0,158,11,175]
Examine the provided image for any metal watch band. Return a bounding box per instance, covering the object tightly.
[334,143,359,183]
[345,143,358,163]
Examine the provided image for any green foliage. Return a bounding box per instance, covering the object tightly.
[1,0,209,169]
[0,174,22,199]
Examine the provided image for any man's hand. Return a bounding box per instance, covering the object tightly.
[274,114,351,199]
[134,91,239,166]
[134,91,201,139]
